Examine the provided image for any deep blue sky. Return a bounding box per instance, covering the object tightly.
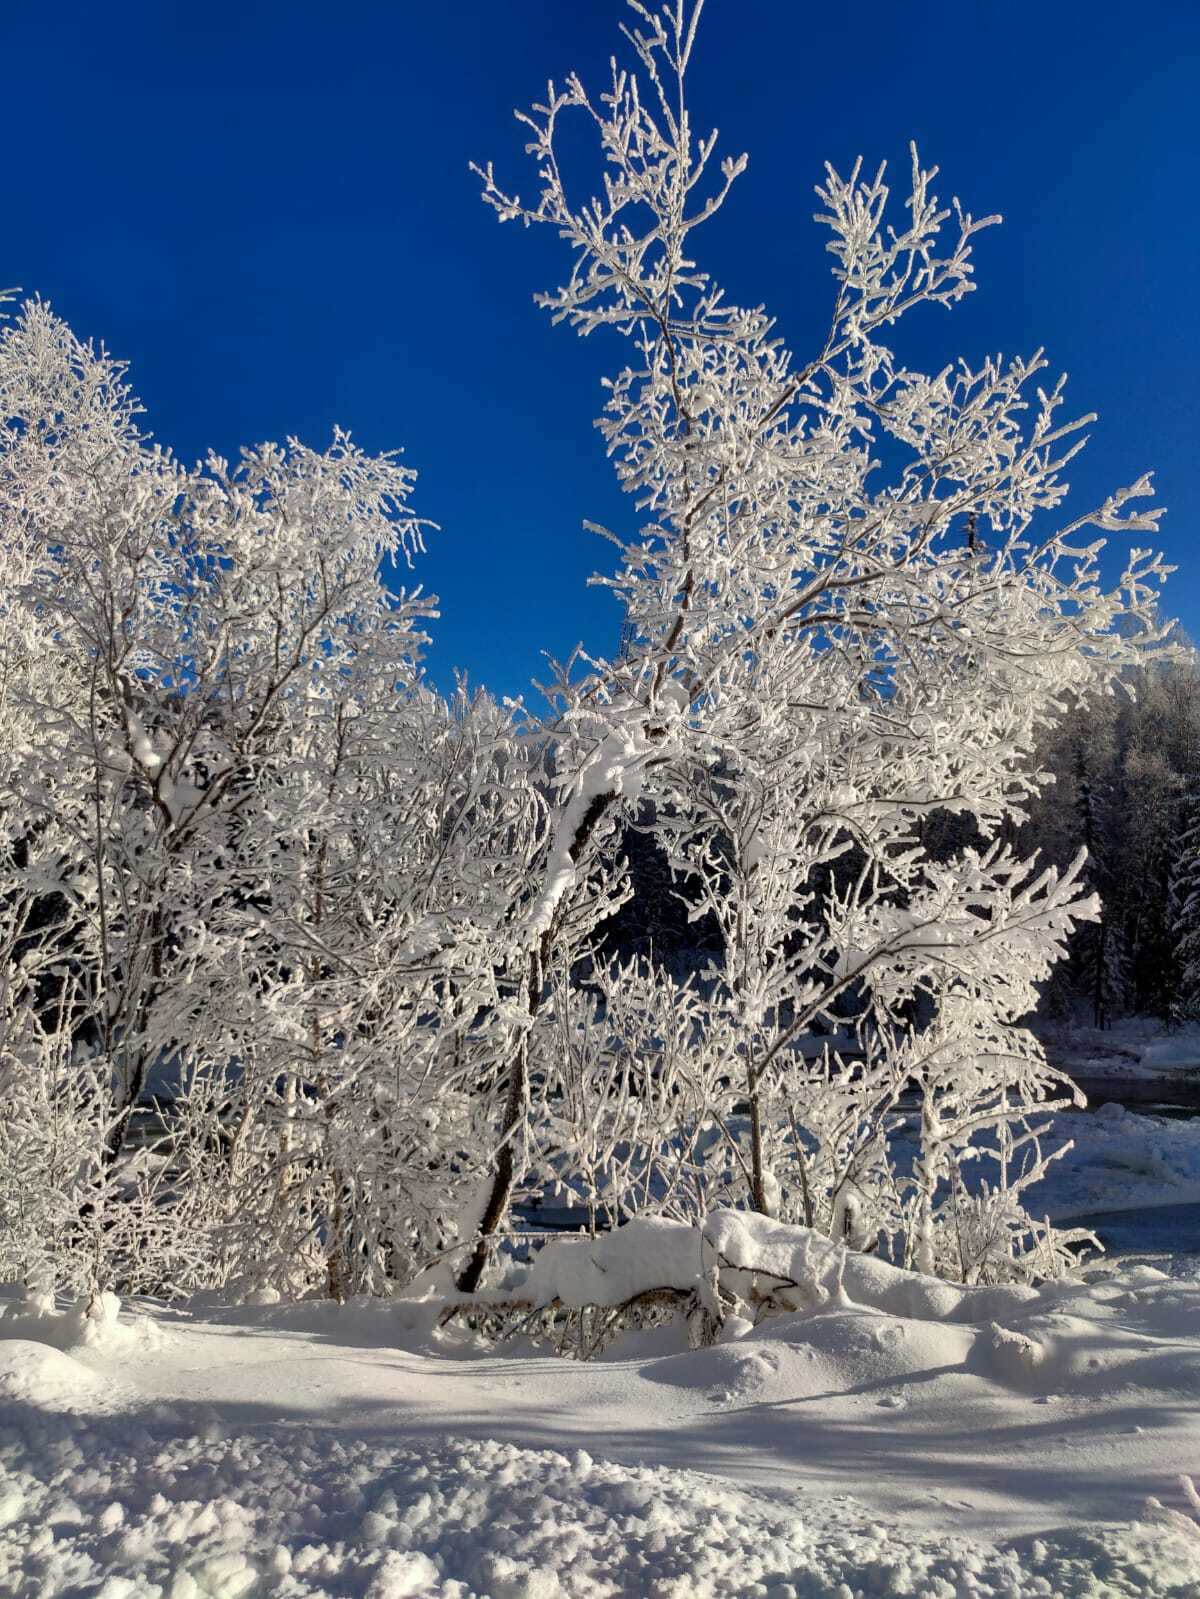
[4,2,1197,700]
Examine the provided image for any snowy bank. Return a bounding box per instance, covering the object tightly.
[1032,1101,1200,1222]
[6,1222,1200,1594]
[1038,1017,1200,1085]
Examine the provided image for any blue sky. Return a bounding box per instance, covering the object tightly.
[4,1,1197,700]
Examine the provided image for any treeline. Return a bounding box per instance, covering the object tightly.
[1018,645,1200,1026]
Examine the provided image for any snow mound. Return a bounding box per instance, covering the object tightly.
[501,1208,1084,1337]
[3,1414,1198,1598]
[647,1306,977,1407]
[0,1290,161,1359]
[521,1214,700,1307]
[1140,1033,1200,1074]
[503,1212,1200,1419]
[0,1340,106,1411]
[502,1209,1037,1323]
[637,1263,1200,1416]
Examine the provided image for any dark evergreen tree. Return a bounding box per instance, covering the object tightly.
[1168,787,1200,1021]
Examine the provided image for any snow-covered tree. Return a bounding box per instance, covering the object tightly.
[1021,648,1200,1026]
[0,300,551,1298]
[463,0,1167,1281]
[1168,782,1200,1021]
[0,0,1175,1309]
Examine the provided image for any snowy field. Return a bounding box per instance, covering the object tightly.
[6,1212,1200,1597]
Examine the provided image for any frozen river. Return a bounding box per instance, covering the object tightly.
[1072,1197,1200,1255]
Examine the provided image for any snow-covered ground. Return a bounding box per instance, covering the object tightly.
[1031,1102,1200,1225]
[5,1231,1200,1597]
[1037,1017,1200,1087]
[5,1090,1200,1598]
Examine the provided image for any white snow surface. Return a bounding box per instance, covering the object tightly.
[520,1215,701,1307]
[1032,1102,1200,1220]
[5,1418,1199,1599]
[5,1230,1200,1596]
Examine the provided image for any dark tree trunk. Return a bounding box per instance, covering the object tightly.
[455,790,617,1295]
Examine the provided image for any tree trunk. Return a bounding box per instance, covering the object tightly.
[454,1031,529,1293]
[455,789,617,1293]
[747,1062,769,1214]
